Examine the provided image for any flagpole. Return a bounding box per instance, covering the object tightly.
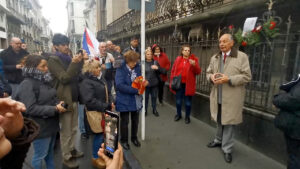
[141,0,146,141]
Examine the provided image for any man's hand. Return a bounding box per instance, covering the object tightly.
[0,98,26,115]
[16,64,23,69]
[98,143,124,169]
[0,119,12,159]
[189,59,196,66]
[0,98,25,139]
[101,64,106,69]
[72,54,83,63]
[212,73,229,84]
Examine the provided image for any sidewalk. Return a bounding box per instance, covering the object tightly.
[127,103,285,169]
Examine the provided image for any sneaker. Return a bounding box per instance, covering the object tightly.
[63,158,79,168]
[71,149,84,158]
[91,158,106,169]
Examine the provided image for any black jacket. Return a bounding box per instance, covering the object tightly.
[273,74,300,139]
[145,60,166,87]
[13,78,59,139]
[0,74,12,97]
[79,74,113,112]
[0,46,29,84]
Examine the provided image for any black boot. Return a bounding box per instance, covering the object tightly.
[153,109,159,117]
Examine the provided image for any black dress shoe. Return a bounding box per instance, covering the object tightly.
[185,117,190,124]
[145,111,147,116]
[207,141,221,148]
[224,153,232,163]
[174,115,182,121]
[131,139,141,147]
[121,142,130,150]
[153,110,159,117]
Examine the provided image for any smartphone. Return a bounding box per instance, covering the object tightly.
[104,110,119,158]
[77,49,83,55]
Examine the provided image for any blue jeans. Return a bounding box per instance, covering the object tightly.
[32,134,56,169]
[93,132,104,158]
[175,84,192,118]
[78,103,86,134]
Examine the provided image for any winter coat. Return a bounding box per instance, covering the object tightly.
[153,52,170,82]
[79,74,113,112]
[48,55,83,112]
[206,48,252,125]
[169,54,201,96]
[14,78,59,139]
[145,60,166,87]
[0,46,29,84]
[273,75,300,140]
[115,62,141,112]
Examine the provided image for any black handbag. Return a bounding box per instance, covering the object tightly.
[171,58,183,91]
[171,74,181,91]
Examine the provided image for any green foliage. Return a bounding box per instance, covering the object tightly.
[232,18,279,47]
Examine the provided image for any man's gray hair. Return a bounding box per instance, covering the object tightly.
[99,42,106,47]
[221,33,234,42]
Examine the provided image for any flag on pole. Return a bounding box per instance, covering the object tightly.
[82,28,99,58]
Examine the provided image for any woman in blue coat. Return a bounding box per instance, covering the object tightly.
[115,50,147,150]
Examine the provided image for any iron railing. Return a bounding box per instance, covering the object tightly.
[117,32,299,114]
[107,0,227,38]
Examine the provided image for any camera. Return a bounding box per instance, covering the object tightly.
[76,49,83,55]
[61,103,68,109]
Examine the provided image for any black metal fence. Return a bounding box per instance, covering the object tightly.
[119,32,300,114]
[168,34,299,114]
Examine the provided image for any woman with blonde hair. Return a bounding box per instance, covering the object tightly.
[79,59,114,169]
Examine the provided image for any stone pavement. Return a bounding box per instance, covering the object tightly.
[128,103,285,169]
[22,102,285,169]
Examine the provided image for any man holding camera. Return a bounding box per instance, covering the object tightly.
[98,42,115,92]
[48,34,84,168]
[206,34,252,163]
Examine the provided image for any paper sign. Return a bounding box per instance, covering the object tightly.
[242,17,258,36]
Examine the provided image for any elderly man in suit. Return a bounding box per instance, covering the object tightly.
[206,33,252,163]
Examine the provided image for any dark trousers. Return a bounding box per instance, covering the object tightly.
[158,81,165,103]
[175,84,192,118]
[145,86,158,111]
[285,134,300,169]
[120,111,139,143]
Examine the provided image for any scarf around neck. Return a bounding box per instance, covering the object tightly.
[22,67,53,83]
[55,51,72,65]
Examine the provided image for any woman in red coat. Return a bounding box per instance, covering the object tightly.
[169,45,201,124]
[152,44,171,104]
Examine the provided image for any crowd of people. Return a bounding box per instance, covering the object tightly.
[0,32,298,169]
